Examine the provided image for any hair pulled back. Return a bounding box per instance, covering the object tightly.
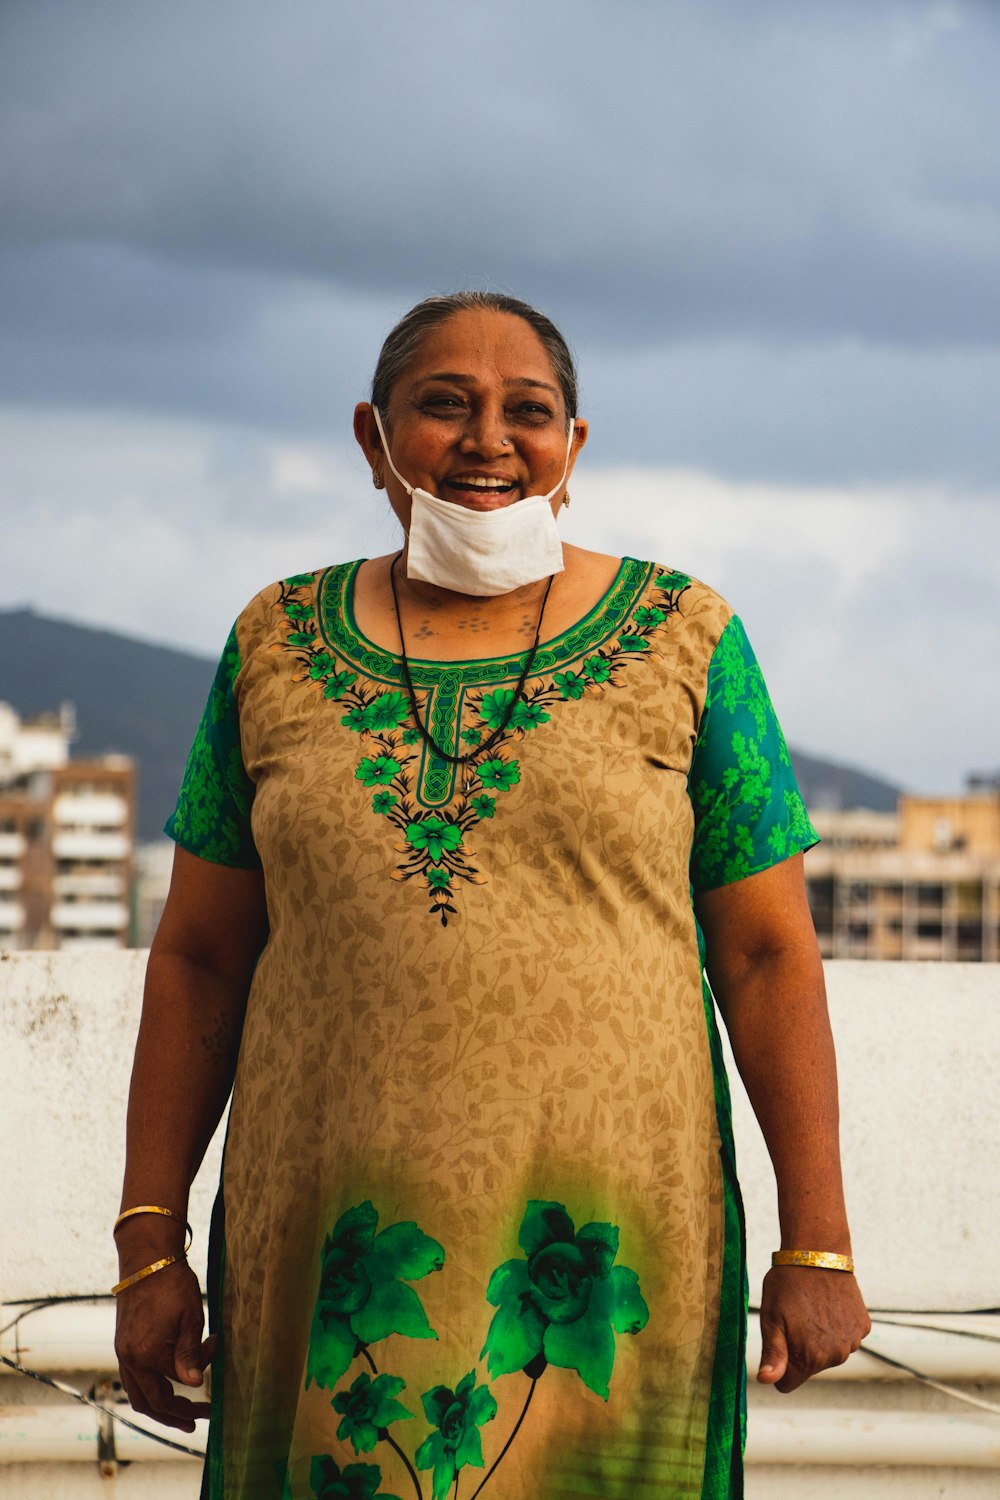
[371,291,579,422]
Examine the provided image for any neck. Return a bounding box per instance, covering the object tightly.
[392,541,557,617]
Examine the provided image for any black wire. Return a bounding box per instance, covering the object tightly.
[0,1352,204,1458]
[1,1294,117,1338]
[389,553,555,766]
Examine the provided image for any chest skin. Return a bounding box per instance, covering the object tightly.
[351,545,625,664]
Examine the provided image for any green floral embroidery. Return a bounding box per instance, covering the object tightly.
[276,565,689,924]
[305,1201,443,1392]
[356,756,403,788]
[325,671,357,700]
[633,605,666,627]
[480,688,516,730]
[582,655,611,682]
[477,758,520,791]
[332,1373,413,1456]
[414,1373,498,1500]
[553,670,585,699]
[309,1456,401,1500]
[481,1200,649,1400]
[406,815,463,861]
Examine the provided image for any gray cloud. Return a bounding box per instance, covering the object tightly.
[1,0,998,346]
[0,0,997,794]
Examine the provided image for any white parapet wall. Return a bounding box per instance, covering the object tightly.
[1,951,999,1498]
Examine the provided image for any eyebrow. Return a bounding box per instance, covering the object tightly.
[414,372,560,398]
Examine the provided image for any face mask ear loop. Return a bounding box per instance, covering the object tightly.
[372,407,414,497]
[542,419,576,504]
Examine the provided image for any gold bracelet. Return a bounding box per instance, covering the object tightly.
[114,1205,193,1252]
[772,1249,855,1273]
[112,1254,185,1296]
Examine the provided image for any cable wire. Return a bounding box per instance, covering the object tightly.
[0,1353,205,1459]
[856,1343,1000,1416]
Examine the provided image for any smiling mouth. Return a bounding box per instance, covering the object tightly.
[446,477,517,494]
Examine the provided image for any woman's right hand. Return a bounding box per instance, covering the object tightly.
[114,1229,214,1432]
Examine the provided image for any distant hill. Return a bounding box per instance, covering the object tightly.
[0,606,901,840]
[0,608,215,842]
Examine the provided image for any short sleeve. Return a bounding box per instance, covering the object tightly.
[689,614,818,891]
[164,624,262,869]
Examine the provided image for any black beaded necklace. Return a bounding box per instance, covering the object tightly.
[389,552,555,767]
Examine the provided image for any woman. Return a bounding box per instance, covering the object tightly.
[115,292,869,1500]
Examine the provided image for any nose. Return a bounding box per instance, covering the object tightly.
[457,403,509,456]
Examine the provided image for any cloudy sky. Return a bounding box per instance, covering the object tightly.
[0,0,997,792]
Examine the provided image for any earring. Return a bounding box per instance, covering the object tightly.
[562,490,571,509]
[372,469,385,490]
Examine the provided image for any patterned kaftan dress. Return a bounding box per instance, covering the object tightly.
[166,558,817,1500]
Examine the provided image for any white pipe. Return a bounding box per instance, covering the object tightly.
[3,1402,1000,1471]
[6,1302,1000,1381]
[746,1409,1000,1467]
[1,1302,129,1371]
[745,1311,1000,1382]
[0,1405,205,1463]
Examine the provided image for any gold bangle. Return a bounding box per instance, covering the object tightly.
[111,1254,185,1296]
[772,1249,855,1273]
[114,1205,193,1252]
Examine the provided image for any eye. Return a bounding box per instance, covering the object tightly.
[421,394,467,414]
[508,401,553,424]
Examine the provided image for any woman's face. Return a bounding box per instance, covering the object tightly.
[354,308,588,532]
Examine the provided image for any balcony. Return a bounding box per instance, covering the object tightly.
[0,866,22,892]
[49,900,130,932]
[53,872,125,899]
[0,832,26,859]
[51,831,129,862]
[2,955,999,1498]
[52,793,128,827]
[0,900,25,933]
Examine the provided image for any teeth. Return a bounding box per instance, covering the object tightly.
[454,477,512,489]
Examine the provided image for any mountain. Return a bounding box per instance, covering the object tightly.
[0,606,901,840]
[0,607,215,842]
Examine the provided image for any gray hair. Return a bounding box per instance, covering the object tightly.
[371,291,579,423]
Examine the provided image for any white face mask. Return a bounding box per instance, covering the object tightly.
[372,407,575,597]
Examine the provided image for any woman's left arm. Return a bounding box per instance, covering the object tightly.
[696,852,871,1393]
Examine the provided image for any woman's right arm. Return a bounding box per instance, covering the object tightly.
[114,846,267,1431]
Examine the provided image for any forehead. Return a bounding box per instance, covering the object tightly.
[398,308,560,394]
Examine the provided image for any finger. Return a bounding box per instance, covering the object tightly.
[173,1299,208,1386]
[122,1361,199,1431]
[757,1322,788,1385]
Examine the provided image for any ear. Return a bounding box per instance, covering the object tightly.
[567,417,589,475]
[353,402,384,467]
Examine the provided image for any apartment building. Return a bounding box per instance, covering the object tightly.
[806,792,1000,962]
[0,701,135,950]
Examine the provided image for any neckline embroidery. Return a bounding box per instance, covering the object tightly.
[275,561,692,924]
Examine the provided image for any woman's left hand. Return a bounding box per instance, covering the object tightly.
[756,1265,871,1392]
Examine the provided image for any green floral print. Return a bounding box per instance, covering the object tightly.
[690,615,818,889]
[333,1373,413,1456]
[304,1196,646,1500]
[309,1456,402,1500]
[414,1373,498,1500]
[306,1202,444,1392]
[481,1200,649,1400]
[164,626,261,869]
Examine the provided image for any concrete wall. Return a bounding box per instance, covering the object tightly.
[2,952,999,1496]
